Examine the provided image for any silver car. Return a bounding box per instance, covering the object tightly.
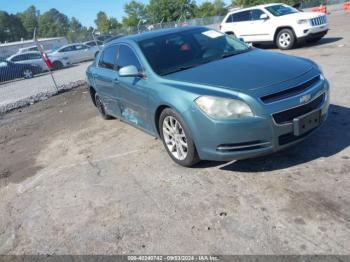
[84,40,104,57]
[7,51,70,71]
[49,43,96,65]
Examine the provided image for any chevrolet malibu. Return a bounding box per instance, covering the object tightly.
[86,26,329,167]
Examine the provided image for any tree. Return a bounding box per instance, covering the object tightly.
[109,17,122,30]
[95,11,110,34]
[19,5,38,38]
[147,0,196,23]
[195,1,216,17]
[38,9,69,37]
[122,0,147,27]
[213,0,227,15]
[232,0,297,7]
[67,17,83,42]
[0,11,27,42]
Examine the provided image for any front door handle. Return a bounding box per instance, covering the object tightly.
[113,78,119,84]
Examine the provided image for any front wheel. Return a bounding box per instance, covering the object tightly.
[52,61,63,70]
[159,108,200,167]
[23,69,34,79]
[276,29,295,50]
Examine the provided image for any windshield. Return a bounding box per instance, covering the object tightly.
[138,28,251,76]
[265,4,298,16]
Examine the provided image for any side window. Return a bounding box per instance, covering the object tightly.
[99,45,118,70]
[117,45,142,71]
[28,53,41,60]
[86,42,95,47]
[225,14,233,23]
[250,9,265,20]
[59,46,75,52]
[75,45,88,50]
[232,11,251,22]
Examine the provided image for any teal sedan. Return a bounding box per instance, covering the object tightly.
[86,26,329,167]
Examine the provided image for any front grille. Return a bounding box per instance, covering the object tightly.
[273,94,325,125]
[261,76,320,104]
[311,15,327,26]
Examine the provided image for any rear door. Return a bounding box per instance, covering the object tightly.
[115,44,151,131]
[93,44,121,117]
[74,44,92,62]
[230,10,253,41]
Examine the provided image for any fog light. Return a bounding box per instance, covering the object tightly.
[303,29,309,34]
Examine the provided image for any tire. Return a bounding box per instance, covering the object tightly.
[159,108,200,167]
[23,68,34,79]
[52,61,63,70]
[276,29,295,50]
[306,36,323,43]
[95,94,112,120]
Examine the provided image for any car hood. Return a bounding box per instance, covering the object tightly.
[283,11,325,20]
[163,49,313,91]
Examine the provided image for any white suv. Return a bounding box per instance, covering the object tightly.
[220,3,329,50]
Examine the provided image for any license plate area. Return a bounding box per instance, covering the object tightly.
[293,110,321,136]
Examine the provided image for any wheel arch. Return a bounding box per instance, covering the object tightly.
[89,86,97,106]
[274,26,296,42]
[154,105,171,137]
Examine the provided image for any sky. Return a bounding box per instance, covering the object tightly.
[0,0,229,28]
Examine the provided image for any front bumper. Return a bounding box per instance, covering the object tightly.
[184,80,330,161]
[295,23,329,39]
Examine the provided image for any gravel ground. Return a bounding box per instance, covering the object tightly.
[0,11,349,255]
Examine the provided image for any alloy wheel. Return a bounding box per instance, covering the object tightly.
[279,33,291,48]
[162,116,188,160]
[23,69,33,79]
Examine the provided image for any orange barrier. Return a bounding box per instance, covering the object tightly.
[343,2,350,10]
[312,5,327,13]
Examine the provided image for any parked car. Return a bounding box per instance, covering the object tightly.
[16,45,41,54]
[7,51,71,71]
[84,40,104,57]
[220,3,329,49]
[86,26,329,166]
[0,60,42,82]
[48,43,96,66]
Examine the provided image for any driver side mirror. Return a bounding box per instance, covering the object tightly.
[260,13,269,20]
[119,65,143,78]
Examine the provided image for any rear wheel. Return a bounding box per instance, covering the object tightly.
[159,108,200,167]
[276,29,295,50]
[23,69,34,79]
[52,61,63,70]
[95,94,112,120]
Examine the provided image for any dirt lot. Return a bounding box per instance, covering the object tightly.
[0,11,350,255]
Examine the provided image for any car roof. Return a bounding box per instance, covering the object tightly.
[227,3,284,13]
[109,26,206,44]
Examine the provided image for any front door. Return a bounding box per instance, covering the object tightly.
[115,44,151,131]
[247,9,272,42]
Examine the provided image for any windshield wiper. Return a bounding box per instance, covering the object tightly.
[162,64,199,75]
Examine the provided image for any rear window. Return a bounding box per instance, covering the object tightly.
[232,10,250,22]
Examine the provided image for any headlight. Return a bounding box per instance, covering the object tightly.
[195,96,254,120]
[297,19,309,24]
